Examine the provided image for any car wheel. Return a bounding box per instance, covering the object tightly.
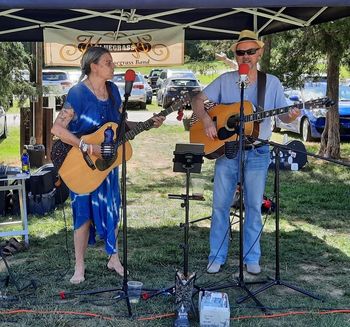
[162,97,170,109]
[271,116,281,133]
[140,102,146,110]
[302,118,313,142]
[0,119,7,139]
[157,95,162,107]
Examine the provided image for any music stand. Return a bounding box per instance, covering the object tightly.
[172,143,204,277]
[168,143,204,318]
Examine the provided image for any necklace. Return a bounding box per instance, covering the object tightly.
[88,78,107,100]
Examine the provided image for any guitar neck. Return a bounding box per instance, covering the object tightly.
[245,102,304,123]
[116,101,183,146]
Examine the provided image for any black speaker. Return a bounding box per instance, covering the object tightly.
[36,164,69,205]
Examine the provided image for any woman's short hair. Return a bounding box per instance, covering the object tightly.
[79,46,110,82]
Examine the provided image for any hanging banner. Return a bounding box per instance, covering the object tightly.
[43,27,184,67]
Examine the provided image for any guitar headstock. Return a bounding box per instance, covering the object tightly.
[157,91,192,119]
[304,97,334,109]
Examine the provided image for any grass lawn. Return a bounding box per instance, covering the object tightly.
[0,124,349,326]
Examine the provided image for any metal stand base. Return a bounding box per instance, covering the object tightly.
[237,143,323,304]
[237,276,322,303]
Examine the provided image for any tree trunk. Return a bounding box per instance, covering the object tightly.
[318,51,340,158]
[260,35,272,72]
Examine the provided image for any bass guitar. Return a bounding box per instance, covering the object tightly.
[189,97,330,159]
[58,94,189,194]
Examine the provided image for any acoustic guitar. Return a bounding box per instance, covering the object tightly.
[189,98,330,159]
[58,94,189,194]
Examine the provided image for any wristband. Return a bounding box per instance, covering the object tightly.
[79,138,84,149]
[79,139,88,153]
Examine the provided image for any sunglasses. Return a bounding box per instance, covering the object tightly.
[235,48,260,56]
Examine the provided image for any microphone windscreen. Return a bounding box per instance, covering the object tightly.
[125,69,136,82]
[238,63,249,75]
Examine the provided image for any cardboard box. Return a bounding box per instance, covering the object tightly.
[199,291,230,327]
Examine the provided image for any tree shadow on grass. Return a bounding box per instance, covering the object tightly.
[265,161,350,232]
[1,223,349,323]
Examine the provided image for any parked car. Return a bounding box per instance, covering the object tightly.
[272,82,350,141]
[156,69,197,91]
[0,106,7,139]
[157,77,201,109]
[139,74,153,104]
[67,70,81,85]
[112,72,147,109]
[43,69,72,96]
[42,69,72,110]
[146,68,163,94]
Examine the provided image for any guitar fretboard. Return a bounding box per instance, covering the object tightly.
[115,96,187,147]
[245,102,303,123]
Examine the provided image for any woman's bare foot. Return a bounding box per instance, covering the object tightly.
[70,265,85,284]
[107,254,129,277]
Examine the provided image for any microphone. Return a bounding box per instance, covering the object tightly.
[124,69,136,98]
[238,63,249,88]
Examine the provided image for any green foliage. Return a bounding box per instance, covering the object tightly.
[269,17,350,88]
[185,40,233,62]
[187,60,217,75]
[0,42,36,110]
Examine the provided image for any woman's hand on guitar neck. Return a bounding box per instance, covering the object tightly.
[203,115,217,139]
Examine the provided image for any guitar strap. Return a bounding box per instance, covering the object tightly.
[257,70,266,114]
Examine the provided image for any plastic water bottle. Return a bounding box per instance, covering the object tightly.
[174,305,190,327]
[21,148,30,174]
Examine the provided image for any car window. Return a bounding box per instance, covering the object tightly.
[170,79,199,87]
[150,70,162,77]
[113,74,142,83]
[289,83,350,102]
[171,72,196,79]
[43,72,68,81]
[339,85,350,101]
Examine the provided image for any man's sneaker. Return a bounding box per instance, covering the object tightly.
[245,263,261,275]
[206,262,221,274]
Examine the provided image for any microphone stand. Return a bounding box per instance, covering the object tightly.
[112,87,133,316]
[204,77,267,312]
[236,136,350,304]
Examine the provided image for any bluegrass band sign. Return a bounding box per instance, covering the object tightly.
[44,27,184,67]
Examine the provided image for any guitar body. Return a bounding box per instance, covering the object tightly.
[189,97,329,159]
[59,122,132,194]
[269,140,307,170]
[189,101,256,158]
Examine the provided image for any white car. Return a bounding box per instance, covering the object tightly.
[0,106,7,139]
[42,70,72,96]
[112,72,147,109]
[42,70,72,110]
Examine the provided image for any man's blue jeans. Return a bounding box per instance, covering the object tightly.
[208,145,270,266]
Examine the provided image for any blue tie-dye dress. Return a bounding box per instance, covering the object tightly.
[65,81,122,255]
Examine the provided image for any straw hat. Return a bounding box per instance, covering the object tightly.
[231,30,264,51]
